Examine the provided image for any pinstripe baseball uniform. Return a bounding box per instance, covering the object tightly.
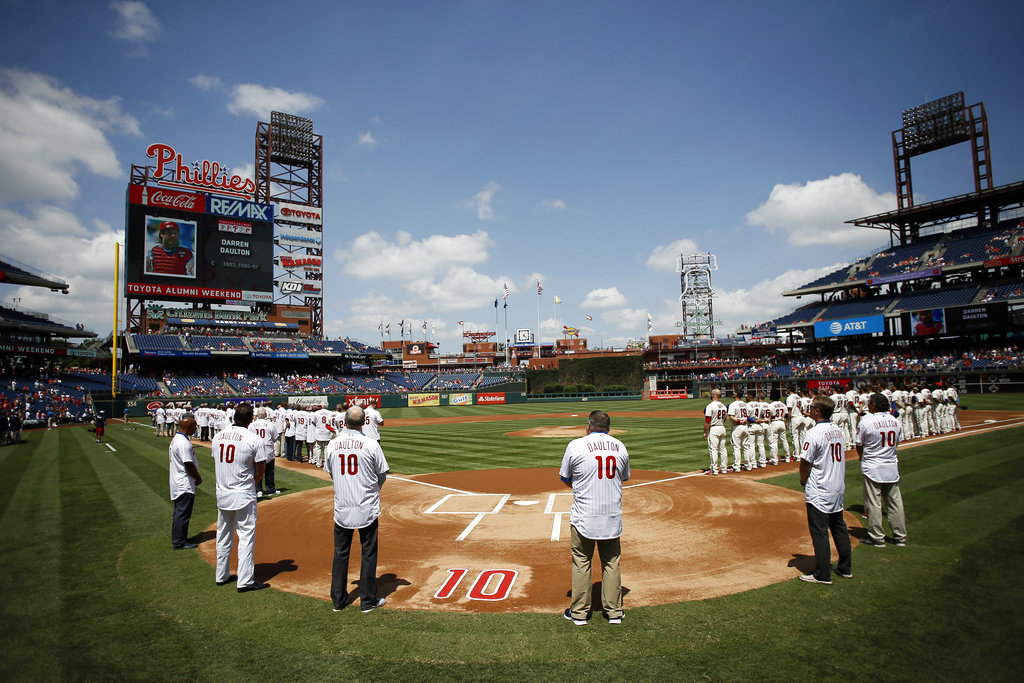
[211,426,267,589]
[704,399,728,474]
[801,418,851,582]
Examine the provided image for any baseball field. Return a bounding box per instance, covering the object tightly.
[2,395,1023,681]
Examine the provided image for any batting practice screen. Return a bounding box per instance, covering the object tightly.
[123,184,274,304]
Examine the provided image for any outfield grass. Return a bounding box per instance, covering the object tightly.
[1,399,1022,681]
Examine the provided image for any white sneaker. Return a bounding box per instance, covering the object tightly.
[256,491,263,498]
[361,598,386,613]
[798,573,832,585]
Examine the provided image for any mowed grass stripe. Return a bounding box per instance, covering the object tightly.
[0,431,62,682]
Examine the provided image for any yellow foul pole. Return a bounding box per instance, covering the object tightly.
[112,242,119,396]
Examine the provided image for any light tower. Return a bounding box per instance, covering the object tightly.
[677,252,717,341]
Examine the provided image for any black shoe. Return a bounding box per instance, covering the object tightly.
[216,574,238,586]
[860,537,886,547]
[173,543,198,550]
[238,582,271,593]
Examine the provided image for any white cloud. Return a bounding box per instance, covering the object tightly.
[711,263,847,334]
[226,84,324,119]
[458,181,500,221]
[0,69,139,204]
[336,230,492,281]
[109,1,161,50]
[540,198,566,210]
[188,74,223,91]
[581,287,628,309]
[646,238,701,271]
[357,131,380,147]
[413,266,510,311]
[746,173,896,247]
[600,308,650,333]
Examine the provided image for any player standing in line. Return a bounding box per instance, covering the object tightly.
[946,384,961,431]
[856,393,907,547]
[913,386,929,438]
[156,404,167,437]
[786,386,803,455]
[313,404,334,467]
[845,386,860,435]
[767,395,790,464]
[249,407,280,498]
[169,414,201,550]
[292,406,309,463]
[727,390,753,472]
[362,398,385,442]
[326,405,390,613]
[798,395,852,585]
[751,392,769,468]
[195,404,208,442]
[830,388,851,449]
[304,406,318,466]
[560,410,629,625]
[211,403,269,592]
[703,388,728,475]
[283,404,297,461]
[799,389,815,445]
[273,402,288,459]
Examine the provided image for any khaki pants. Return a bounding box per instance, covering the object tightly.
[862,475,907,544]
[569,525,622,620]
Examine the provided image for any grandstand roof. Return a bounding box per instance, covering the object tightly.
[0,255,70,292]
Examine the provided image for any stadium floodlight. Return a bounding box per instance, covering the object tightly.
[677,252,717,341]
[270,111,316,162]
[900,92,969,157]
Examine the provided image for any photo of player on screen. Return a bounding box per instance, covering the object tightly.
[911,308,945,336]
[144,217,196,278]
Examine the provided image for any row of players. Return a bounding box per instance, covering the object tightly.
[153,399,384,473]
[703,384,962,475]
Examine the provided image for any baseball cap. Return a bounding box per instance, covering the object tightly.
[159,221,179,234]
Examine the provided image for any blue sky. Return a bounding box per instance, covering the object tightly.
[1,1,1022,350]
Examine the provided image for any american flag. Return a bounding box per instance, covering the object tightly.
[537,281,543,295]
[586,314,593,321]
[502,282,510,299]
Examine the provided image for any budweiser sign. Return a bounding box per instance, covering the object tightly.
[128,184,203,212]
[146,142,257,200]
[275,200,323,225]
[278,255,322,271]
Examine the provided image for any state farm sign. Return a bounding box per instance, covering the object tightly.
[277,255,322,271]
[275,201,323,226]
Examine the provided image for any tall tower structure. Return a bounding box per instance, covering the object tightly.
[677,252,717,341]
[255,112,325,336]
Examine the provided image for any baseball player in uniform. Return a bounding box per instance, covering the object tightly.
[211,403,268,592]
[798,395,852,584]
[913,386,929,438]
[362,399,384,442]
[750,393,769,468]
[703,389,728,475]
[560,410,629,625]
[273,402,288,458]
[845,387,860,435]
[169,414,201,549]
[304,406,318,466]
[313,404,334,466]
[946,385,961,431]
[830,389,851,449]
[856,393,907,547]
[786,387,803,455]
[325,405,390,613]
[292,406,309,463]
[767,396,790,464]
[728,390,754,471]
[155,405,167,437]
[195,404,209,442]
[250,408,280,497]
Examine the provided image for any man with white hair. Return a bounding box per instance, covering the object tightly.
[249,407,280,497]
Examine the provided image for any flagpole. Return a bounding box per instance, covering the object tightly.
[535,283,541,363]
[503,300,509,366]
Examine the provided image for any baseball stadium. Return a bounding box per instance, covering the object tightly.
[3,74,1024,683]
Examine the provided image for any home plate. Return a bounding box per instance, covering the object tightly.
[513,500,539,506]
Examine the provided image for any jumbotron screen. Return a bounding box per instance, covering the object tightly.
[123,184,274,305]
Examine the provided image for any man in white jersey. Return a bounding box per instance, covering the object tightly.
[845,387,860,434]
[169,415,201,549]
[273,402,288,458]
[856,393,907,547]
[155,405,167,437]
[292,406,309,463]
[325,405,390,613]
[195,404,209,441]
[767,395,790,464]
[283,404,297,460]
[946,384,961,431]
[786,386,803,455]
[211,403,269,592]
[560,410,629,625]
[831,389,852,449]
[798,395,852,585]
[749,393,769,468]
[313,404,334,466]
[250,407,280,497]
[703,389,728,475]
[728,390,754,472]
[362,398,384,442]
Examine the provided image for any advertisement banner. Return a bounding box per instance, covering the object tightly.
[277,226,322,248]
[278,279,323,298]
[277,255,322,271]
[289,395,328,409]
[275,201,323,226]
[206,195,273,221]
[807,378,852,393]
[409,393,440,407]
[250,351,310,359]
[813,315,884,338]
[139,349,212,357]
[344,394,382,408]
[450,393,474,406]
[129,184,204,213]
[476,392,506,405]
[865,267,941,286]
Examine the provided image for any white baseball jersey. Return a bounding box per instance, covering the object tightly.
[856,411,902,483]
[211,425,266,511]
[831,393,847,412]
[801,420,846,514]
[168,432,198,500]
[705,400,727,427]
[786,392,802,418]
[313,408,334,440]
[195,406,209,429]
[728,399,749,426]
[293,411,308,440]
[324,427,390,529]
[769,400,788,421]
[248,418,280,462]
[284,409,296,437]
[362,405,384,440]
[156,407,166,425]
[559,431,630,540]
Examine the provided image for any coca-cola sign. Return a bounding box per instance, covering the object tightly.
[146,142,257,200]
[128,184,203,213]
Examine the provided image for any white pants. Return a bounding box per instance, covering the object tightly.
[768,420,790,461]
[707,425,727,472]
[306,439,318,465]
[216,501,258,587]
[790,418,806,455]
[731,425,753,468]
[750,424,767,465]
[315,439,331,468]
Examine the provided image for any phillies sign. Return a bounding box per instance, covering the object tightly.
[275,201,323,226]
[146,142,257,200]
[277,255,322,271]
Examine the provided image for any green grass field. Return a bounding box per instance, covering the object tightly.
[1,395,1022,681]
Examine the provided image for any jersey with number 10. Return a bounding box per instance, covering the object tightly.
[211,426,266,511]
[801,421,846,513]
[560,432,630,540]
[324,427,390,529]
